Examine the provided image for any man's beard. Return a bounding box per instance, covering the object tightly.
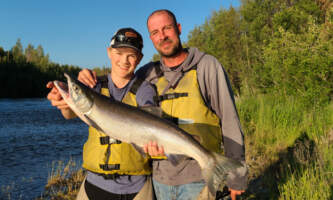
[158,39,183,58]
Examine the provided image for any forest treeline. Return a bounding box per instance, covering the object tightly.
[1,0,332,102]
[184,0,333,107]
[0,39,81,98]
[0,40,110,98]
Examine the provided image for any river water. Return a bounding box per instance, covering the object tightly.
[0,99,88,199]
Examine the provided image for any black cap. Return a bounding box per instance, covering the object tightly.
[110,28,143,53]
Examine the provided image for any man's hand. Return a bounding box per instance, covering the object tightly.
[143,141,165,157]
[46,81,69,109]
[229,188,245,200]
[78,69,97,88]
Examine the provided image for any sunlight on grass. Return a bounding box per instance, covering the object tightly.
[38,158,85,199]
[237,95,333,199]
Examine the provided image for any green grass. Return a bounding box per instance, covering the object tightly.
[278,151,332,200]
[237,94,333,199]
[37,158,85,200]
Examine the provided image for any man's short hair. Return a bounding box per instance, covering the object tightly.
[147,9,178,28]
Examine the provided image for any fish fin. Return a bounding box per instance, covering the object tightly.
[84,114,105,133]
[139,106,163,117]
[201,152,246,196]
[192,135,201,143]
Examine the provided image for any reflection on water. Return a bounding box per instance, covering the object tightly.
[0,99,88,199]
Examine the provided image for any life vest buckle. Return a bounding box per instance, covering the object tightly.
[100,136,121,145]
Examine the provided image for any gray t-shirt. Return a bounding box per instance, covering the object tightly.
[86,74,156,194]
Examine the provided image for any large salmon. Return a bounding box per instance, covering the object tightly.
[54,73,246,195]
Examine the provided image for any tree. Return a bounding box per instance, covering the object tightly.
[1,40,83,98]
[186,7,244,94]
[262,19,333,106]
[11,38,25,63]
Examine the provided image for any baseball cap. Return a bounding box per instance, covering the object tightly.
[110,28,143,53]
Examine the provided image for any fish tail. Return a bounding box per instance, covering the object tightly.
[201,152,243,196]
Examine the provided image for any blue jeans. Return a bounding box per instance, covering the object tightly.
[153,178,205,200]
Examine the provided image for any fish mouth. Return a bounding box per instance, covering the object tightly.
[54,73,77,102]
[53,80,71,103]
[58,73,94,114]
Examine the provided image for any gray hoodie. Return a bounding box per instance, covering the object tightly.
[136,47,247,190]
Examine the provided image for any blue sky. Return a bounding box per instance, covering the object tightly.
[1,0,240,69]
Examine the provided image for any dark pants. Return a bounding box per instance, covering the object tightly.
[84,180,137,200]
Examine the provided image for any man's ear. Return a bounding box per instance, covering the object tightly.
[177,23,182,35]
[107,47,112,59]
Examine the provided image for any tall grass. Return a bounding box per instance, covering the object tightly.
[38,159,85,199]
[237,94,333,199]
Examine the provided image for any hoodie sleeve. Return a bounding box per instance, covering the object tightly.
[196,54,248,190]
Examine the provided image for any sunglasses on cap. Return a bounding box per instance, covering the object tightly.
[111,33,143,51]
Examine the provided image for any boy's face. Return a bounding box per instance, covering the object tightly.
[107,47,142,80]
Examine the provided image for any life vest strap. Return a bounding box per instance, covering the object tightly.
[98,75,108,88]
[129,77,145,95]
[100,173,120,180]
[154,92,188,102]
[99,164,120,171]
[100,136,121,145]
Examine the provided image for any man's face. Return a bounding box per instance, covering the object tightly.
[107,47,142,80]
[148,12,182,57]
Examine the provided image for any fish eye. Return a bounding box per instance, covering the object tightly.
[71,85,79,93]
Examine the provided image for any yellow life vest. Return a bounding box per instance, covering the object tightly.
[82,77,151,176]
[155,68,222,153]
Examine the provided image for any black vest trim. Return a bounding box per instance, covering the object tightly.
[129,77,145,95]
[97,75,108,88]
[154,92,188,103]
[99,164,120,171]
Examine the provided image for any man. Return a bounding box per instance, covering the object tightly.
[47,28,156,200]
[141,9,247,200]
[79,9,247,200]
